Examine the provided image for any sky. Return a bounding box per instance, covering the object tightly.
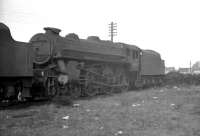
[1,0,200,69]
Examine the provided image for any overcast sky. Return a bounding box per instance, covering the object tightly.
[1,0,200,68]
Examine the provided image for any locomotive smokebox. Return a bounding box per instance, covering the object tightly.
[30,27,61,65]
[44,27,61,35]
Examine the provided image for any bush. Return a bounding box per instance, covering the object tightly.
[164,72,200,86]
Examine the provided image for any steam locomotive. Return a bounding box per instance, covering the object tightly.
[0,23,165,101]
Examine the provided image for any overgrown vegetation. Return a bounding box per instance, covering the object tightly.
[164,72,200,86]
[1,85,200,136]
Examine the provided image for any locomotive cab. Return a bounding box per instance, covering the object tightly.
[121,44,142,88]
[125,47,140,71]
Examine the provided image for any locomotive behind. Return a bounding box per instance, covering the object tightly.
[0,23,34,101]
[0,23,165,102]
[140,50,165,87]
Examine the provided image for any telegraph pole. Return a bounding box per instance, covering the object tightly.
[109,22,117,42]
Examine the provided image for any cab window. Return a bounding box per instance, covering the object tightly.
[132,50,139,59]
[126,48,130,56]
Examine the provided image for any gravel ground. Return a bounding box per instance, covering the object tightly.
[1,85,200,136]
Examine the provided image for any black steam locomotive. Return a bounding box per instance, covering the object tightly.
[0,23,165,101]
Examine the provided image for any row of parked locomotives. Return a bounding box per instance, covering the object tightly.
[0,23,165,101]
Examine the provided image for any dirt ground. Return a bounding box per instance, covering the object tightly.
[1,85,200,136]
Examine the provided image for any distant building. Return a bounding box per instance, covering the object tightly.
[192,70,200,74]
[192,61,200,74]
[178,67,190,74]
[165,67,176,74]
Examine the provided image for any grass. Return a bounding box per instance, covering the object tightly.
[1,85,200,136]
